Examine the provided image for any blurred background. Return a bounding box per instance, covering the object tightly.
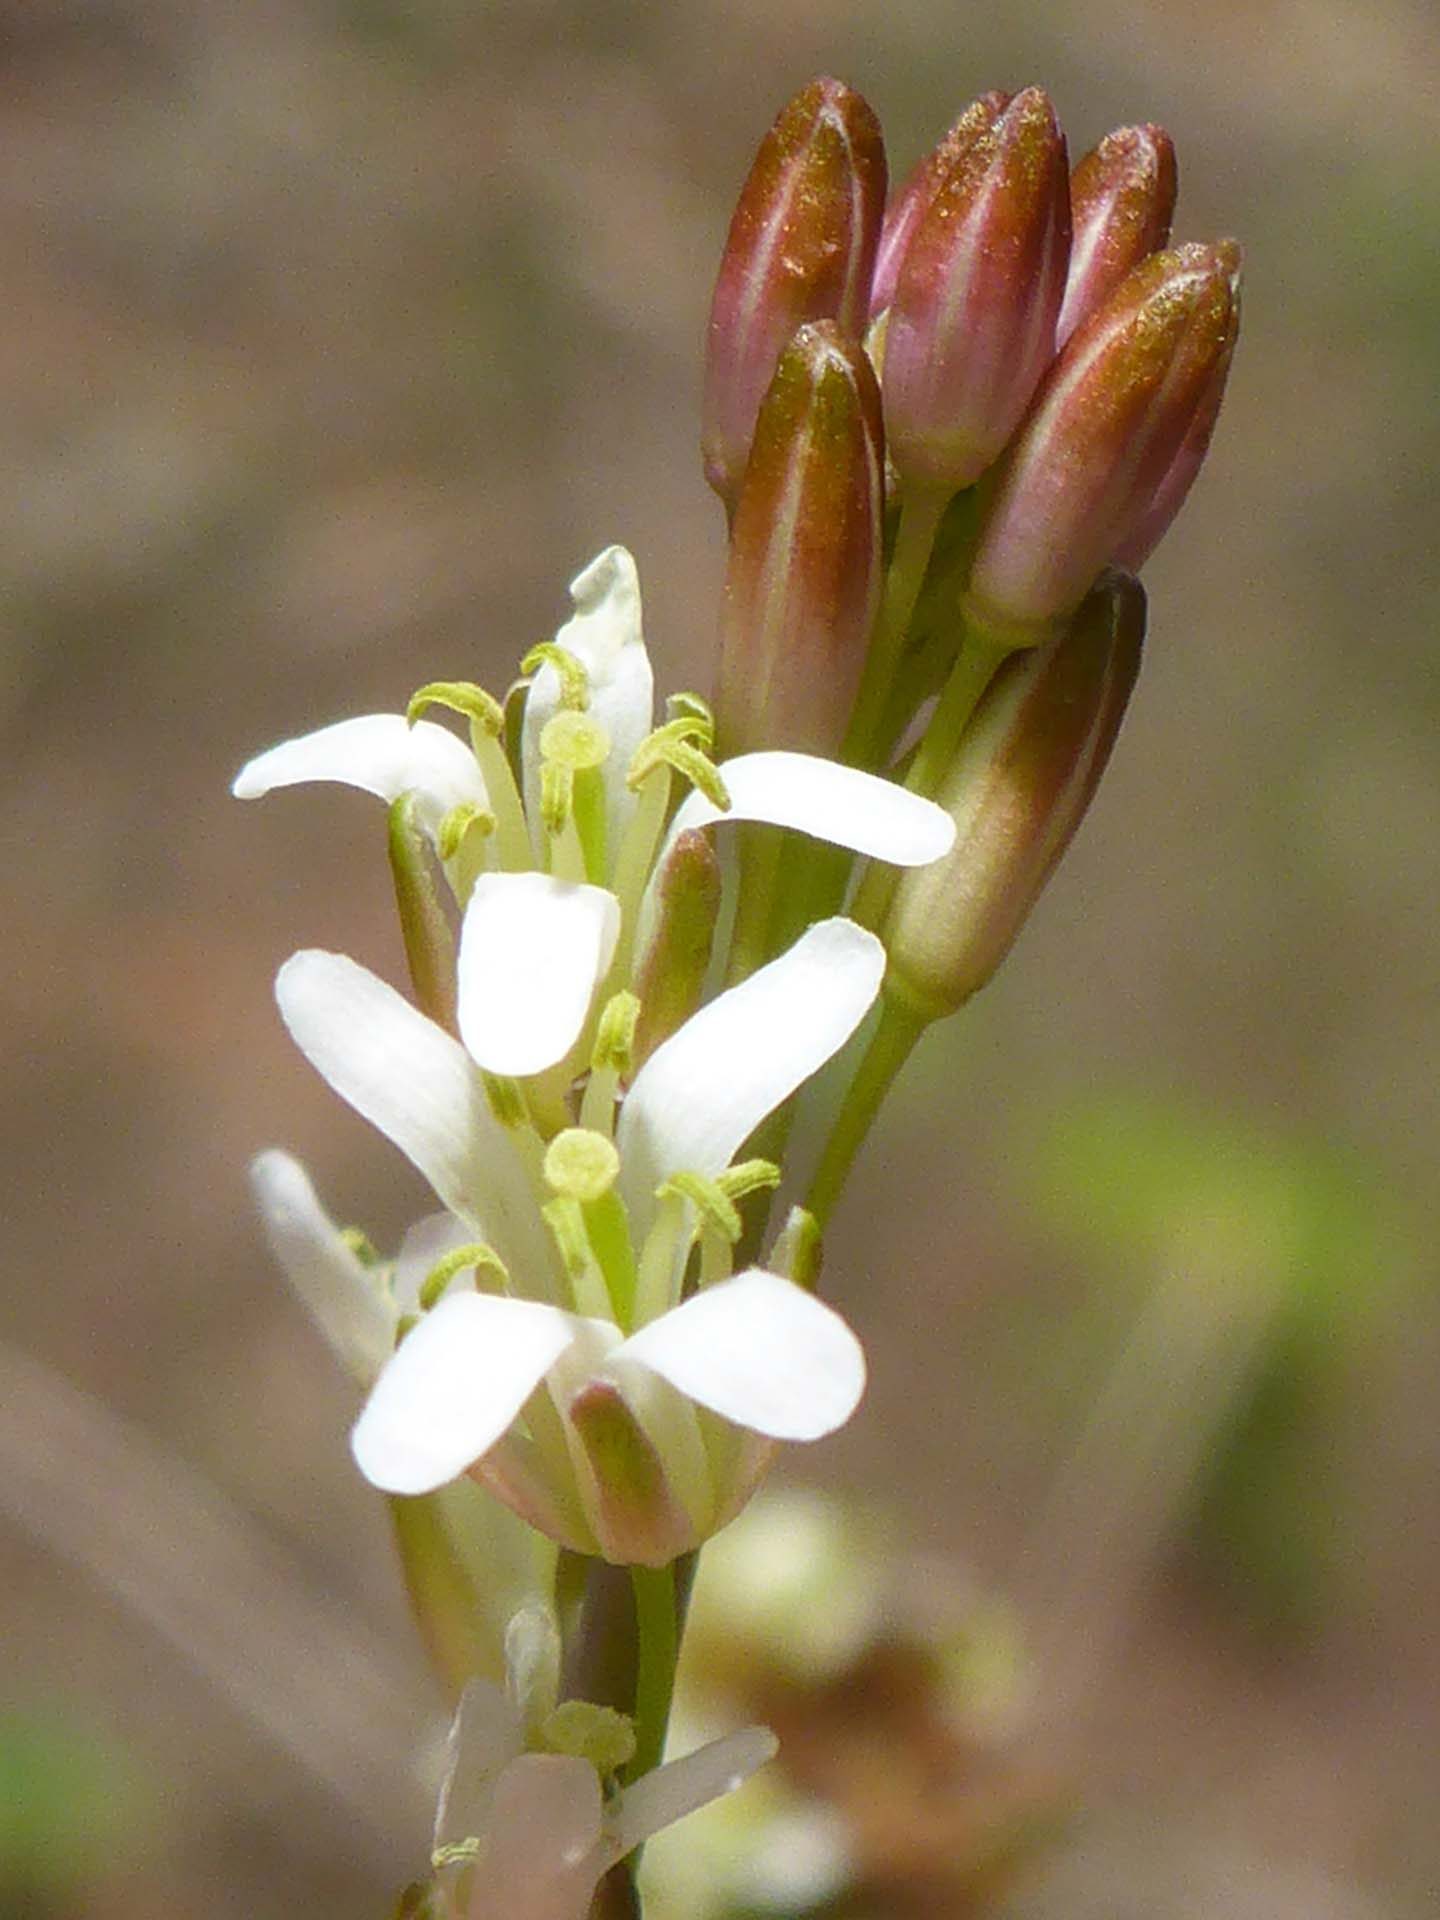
[1,0,1436,1914]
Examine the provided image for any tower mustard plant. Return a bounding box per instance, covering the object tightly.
[237,76,1240,1919]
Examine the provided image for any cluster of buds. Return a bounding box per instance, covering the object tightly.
[707,80,1239,780]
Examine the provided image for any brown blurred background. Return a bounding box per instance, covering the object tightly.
[1,0,1436,1914]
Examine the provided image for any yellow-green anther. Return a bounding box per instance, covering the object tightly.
[541,1702,637,1776]
[666,691,715,731]
[483,1073,528,1131]
[432,1839,483,1870]
[437,801,497,866]
[418,1243,510,1311]
[625,716,726,804]
[544,1129,621,1203]
[591,992,639,1078]
[716,1159,782,1204]
[407,680,506,737]
[520,642,590,710]
[769,1205,823,1289]
[388,792,457,1031]
[632,828,722,1071]
[539,759,573,841]
[658,1171,744,1246]
[339,1227,380,1265]
[396,1311,419,1343]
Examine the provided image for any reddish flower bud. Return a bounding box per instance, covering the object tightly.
[702,78,887,506]
[1112,266,1240,570]
[965,241,1241,645]
[714,321,885,759]
[1057,124,1178,347]
[868,91,1011,317]
[883,87,1071,495]
[882,573,1143,1021]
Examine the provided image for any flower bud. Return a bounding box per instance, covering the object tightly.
[868,91,1011,317]
[631,826,722,1069]
[1057,124,1178,347]
[883,87,1071,495]
[964,241,1241,646]
[714,321,885,759]
[882,572,1143,1021]
[702,78,887,506]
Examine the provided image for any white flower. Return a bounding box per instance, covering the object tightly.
[432,1612,775,1920]
[275,917,880,1564]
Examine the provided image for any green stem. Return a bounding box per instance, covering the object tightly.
[843,484,948,771]
[805,994,929,1231]
[723,823,784,984]
[847,630,1011,938]
[626,1563,678,1782]
[905,626,1012,801]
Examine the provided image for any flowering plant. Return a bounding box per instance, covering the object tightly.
[238,74,1238,1919]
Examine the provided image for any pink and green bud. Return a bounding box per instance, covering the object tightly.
[1056,124,1178,347]
[631,826,722,1069]
[714,321,885,758]
[702,78,887,506]
[882,572,1143,1021]
[964,241,1241,646]
[868,90,1011,318]
[1112,293,1239,570]
[883,87,1071,495]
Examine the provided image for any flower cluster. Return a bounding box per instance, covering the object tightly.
[238,545,954,1566]
[237,71,1238,1917]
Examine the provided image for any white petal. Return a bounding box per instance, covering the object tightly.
[522,547,655,849]
[621,1271,866,1441]
[275,951,538,1264]
[617,918,883,1222]
[606,1727,778,1858]
[249,1150,395,1382]
[669,751,955,865]
[233,714,487,839]
[457,873,621,1076]
[351,1291,578,1495]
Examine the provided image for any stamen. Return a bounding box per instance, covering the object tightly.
[520,642,590,710]
[417,1242,510,1311]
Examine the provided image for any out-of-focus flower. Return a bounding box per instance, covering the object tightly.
[964,242,1241,646]
[883,87,1071,496]
[430,1611,775,1920]
[702,78,886,507]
